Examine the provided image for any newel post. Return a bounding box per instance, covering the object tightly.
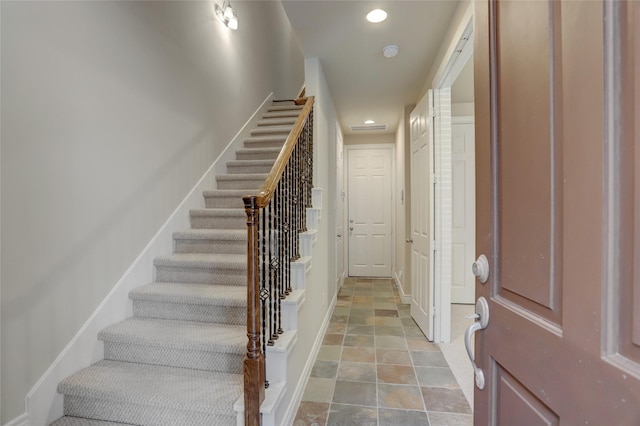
[243,195,265,426]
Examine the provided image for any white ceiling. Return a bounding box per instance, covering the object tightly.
[281,0,460,135]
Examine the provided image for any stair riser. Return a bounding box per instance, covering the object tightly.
[216,178,264,190]
[190,216,246,230]
[204,195,245,209]
[132,301,246,325]
[263,112,300,119]
[250,129,291,137]
[64,396,235,426]
[175,239,246,254]
[257,119,296,126]
[103,343,243,374]
[236,150,280,161]
[227,164,273,174]
[267,106,303,112]
[244,140,285,149]
[155,266,245,285]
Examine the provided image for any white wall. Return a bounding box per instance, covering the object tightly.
[419,1,473,98]
[452,102,475,117]
[344,133,394,145]
[0,1,304,422]
[306,57,337,306]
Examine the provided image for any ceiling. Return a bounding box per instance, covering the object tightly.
[281,0,460,135]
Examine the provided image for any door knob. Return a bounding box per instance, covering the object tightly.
[406,238,413,243]
[337,234,342,238]
[350,227,354,231]
[350,219,354,223]
[464,297,489,390]
[472,255,490,284]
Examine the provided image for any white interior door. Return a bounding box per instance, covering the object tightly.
[451,119,475,304]
[336,126,345,286]
[347,147,392,277]
[410,91,435,341]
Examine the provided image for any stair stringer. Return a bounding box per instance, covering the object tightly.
[24,92,276,426]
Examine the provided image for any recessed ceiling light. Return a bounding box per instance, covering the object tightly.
[366,9,387,23]
[364,120,375,124]
[383,45,399,58]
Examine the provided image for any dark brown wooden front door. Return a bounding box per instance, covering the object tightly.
[473,0,640,423]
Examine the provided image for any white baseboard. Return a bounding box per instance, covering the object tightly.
[336,270,345,290]
[24,93,275,426]
[395,271,412,304]
[281,292,337,426]
[4,413,29,426]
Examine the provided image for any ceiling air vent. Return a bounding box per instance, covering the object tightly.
[350,124,388,132]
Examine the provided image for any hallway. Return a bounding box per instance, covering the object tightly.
[293,277,472,426]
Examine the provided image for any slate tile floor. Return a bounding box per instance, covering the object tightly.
[294,277,473,426]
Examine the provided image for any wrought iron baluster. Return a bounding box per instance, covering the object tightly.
[244,98,314,425]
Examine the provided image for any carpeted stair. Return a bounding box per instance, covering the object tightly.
[52,102,304,426]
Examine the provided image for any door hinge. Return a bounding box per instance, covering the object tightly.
[432,307,437,318]
[432,173,438,184]
[432,240,440,252]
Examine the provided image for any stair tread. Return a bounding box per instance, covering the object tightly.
[237,147,282,153]
[216,173,268,180]
[190,208,245,216]
[202,189,256,197]
[154,253,245,268]
[267,105,303,111]
[58,360,242,413]
[252,124,292,131]
[245,135,288,143]
[173,229,246,240]
[263,111,301,118]
[226,159,275,166]
[99,317,245,352]
[257,118,297,126]
[51,417,133,426]
[130,282,246,306]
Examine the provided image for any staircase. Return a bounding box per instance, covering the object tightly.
[51,102,304,426]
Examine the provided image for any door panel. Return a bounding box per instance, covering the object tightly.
[474,0,640,423]
[410,91,434,341]
[495,363,559,426]
[607,0,640,372]
[495,0,561,320]
[347,148,392,277]
[451,121,475,304]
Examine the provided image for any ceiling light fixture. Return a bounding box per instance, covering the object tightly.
[364,120,375,124]
[366,9,388,23]
[215,0,238,30]
[383,45,399,58]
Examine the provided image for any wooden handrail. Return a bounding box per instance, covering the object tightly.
[243,96,314,426]
[254,96,314,208]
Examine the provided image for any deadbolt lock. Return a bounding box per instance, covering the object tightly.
[472,255,489,284]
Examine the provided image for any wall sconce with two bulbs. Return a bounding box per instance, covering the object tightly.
[214,0,238,30]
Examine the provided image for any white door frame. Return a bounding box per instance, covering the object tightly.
[344,143,395,278]
[430,10,474,343]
